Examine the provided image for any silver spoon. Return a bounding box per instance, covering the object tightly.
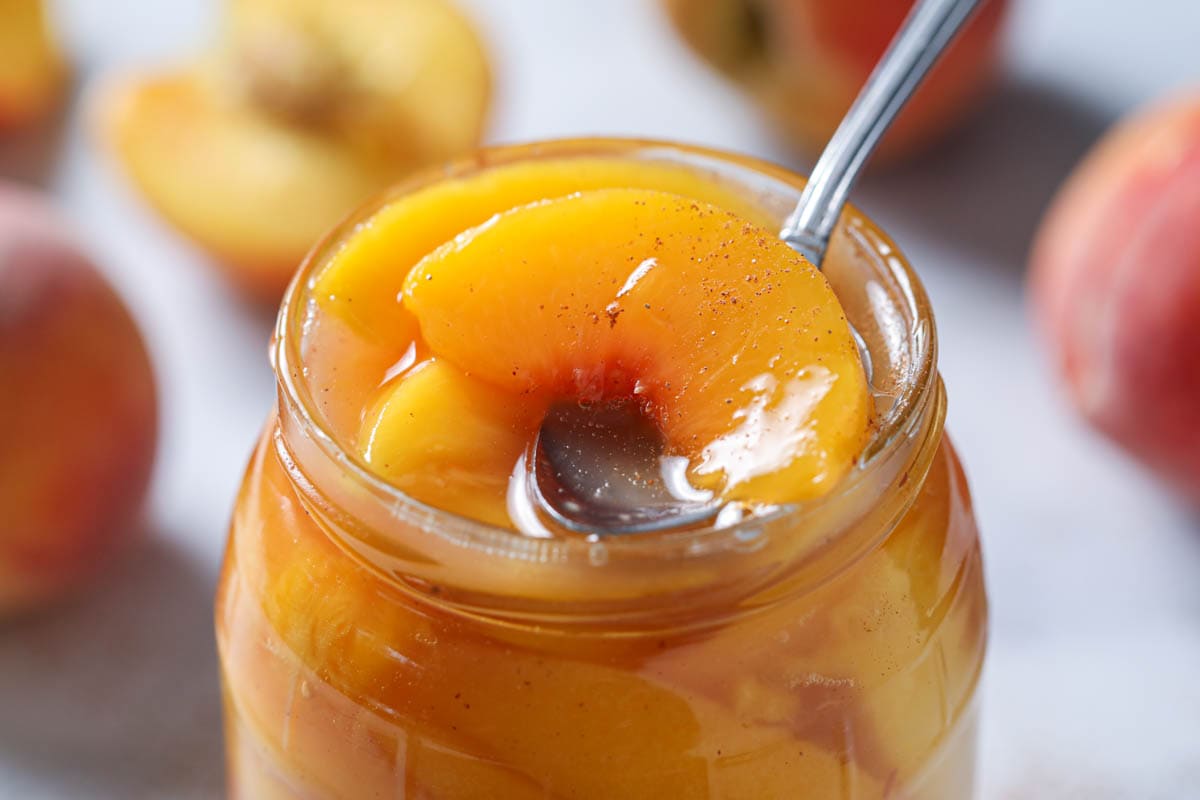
[529,0,984,535]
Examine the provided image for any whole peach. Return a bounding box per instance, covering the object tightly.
[1030,94,1200,499]
[662,0,1009,164]
[0,184,157,614]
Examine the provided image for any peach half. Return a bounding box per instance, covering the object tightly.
[100,0,490,302]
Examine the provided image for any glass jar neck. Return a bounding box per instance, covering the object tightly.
[270,138,944,631]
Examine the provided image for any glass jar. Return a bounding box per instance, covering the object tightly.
[216,139,987,799]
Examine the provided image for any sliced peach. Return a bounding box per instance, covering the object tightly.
[246,456,700,798]
[0,0,65,131]
[240,432,885,797]
[651,442,986,783]
[437,661,881,799]
[313,155,775,343]
[100,0,489,301]
[360,359,545,527]
[400,188,870,505]
[295,295,417,444]
[223,530,549,799]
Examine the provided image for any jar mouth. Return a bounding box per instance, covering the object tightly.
[273,138,939,611]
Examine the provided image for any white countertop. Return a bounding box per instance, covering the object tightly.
[2,1,1198,797]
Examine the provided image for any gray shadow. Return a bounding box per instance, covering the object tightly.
[0,534,224,799]
[853,79,1117,274]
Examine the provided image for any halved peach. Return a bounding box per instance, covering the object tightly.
[100,0,489,301]
[0,0,64,131]
[224,0,489,162]
[102,71,387,301]
[391,188,870,508]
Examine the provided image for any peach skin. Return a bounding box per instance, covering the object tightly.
[1031,92,1200,501]
[0,183,157,614]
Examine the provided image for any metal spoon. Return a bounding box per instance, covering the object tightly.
[529,0,984,535]
[529,401,717,534]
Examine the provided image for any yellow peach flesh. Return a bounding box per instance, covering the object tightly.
[101,0,490,299]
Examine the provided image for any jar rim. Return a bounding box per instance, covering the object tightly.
[273,137,940,605]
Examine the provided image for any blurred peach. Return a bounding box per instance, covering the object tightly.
[98,0,491,303]
[662,0,1008,164]
[0,0,66,131]
[0,183,157,614]
[1030,93,1200,500]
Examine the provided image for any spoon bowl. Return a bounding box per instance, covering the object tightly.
[529,401,720,535]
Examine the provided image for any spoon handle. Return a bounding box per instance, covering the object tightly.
[780,0,984,266]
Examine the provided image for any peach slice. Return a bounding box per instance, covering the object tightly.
[101,0,489,301]
[360,359,545,527]
[399,188,870,506]
[313,155,775,344]
[650,443,987,783]
[0,0,65,131]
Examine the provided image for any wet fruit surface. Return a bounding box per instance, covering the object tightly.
[315,156,871,526]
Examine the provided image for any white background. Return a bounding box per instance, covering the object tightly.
[1,1,1198,797]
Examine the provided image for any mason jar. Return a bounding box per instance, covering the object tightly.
[216,139,988,799]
